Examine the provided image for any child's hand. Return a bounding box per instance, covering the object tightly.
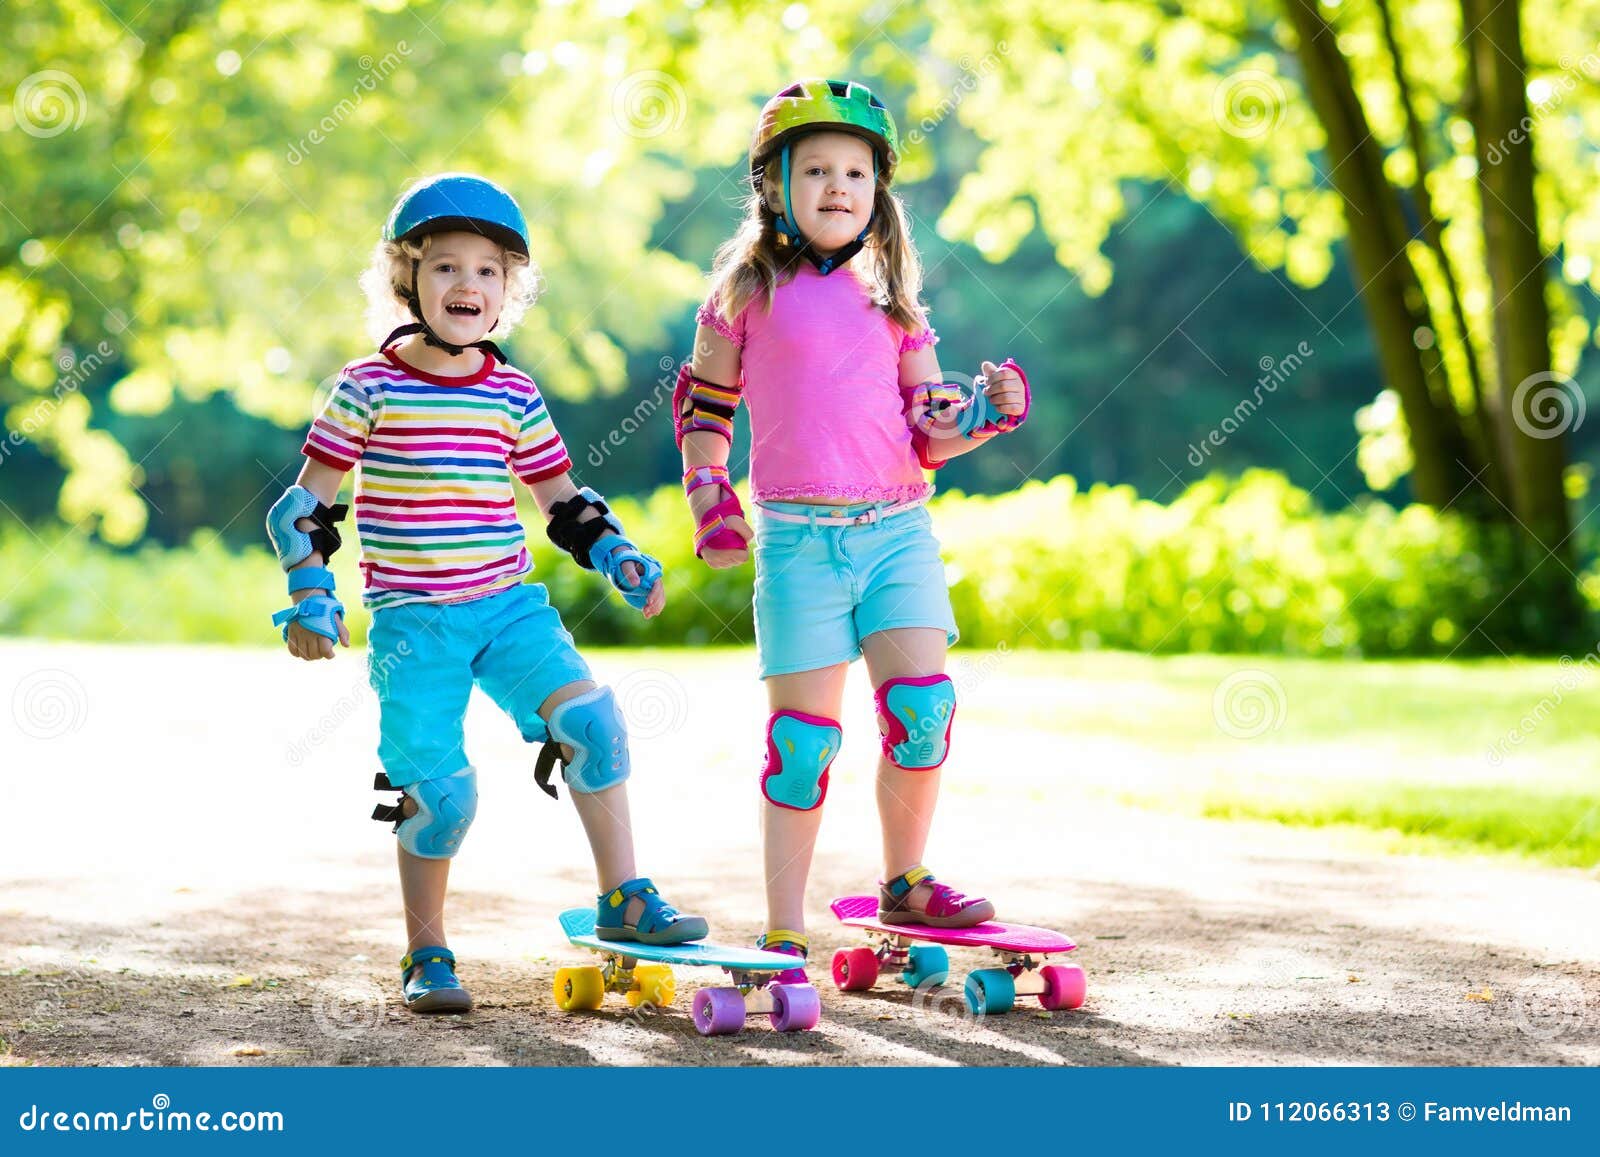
[619,560,667,618]
[980,360,1028,418]
[285,613,349,660]
[700,514,753,569]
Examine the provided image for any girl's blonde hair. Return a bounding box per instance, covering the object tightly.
[706,150,926,335]
[359,232,541,347]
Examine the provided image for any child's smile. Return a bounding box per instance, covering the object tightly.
[416,231,506,344]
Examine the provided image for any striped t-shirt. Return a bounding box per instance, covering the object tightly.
[301,347,572,609]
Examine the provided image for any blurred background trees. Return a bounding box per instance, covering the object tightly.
[3,0,1598,651]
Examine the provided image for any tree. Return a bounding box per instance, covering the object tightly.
[902,0,1597,643]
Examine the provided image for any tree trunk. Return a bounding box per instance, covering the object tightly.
[1374,0,1507,510]
[1281,0,1483,512]
[1460,0,1577,624]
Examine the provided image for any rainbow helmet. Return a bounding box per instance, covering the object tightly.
[748,79,900,192]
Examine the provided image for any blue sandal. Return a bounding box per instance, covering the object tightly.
[594,877,709,946]
[400,945,473,1013]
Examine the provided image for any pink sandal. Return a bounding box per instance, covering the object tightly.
[879,865,995,928]
[755,929,810,985]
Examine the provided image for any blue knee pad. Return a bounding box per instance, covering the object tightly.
[760,710,842,811]
[545,686,630,794]
[874,675,956,770]
[374,767,478,859]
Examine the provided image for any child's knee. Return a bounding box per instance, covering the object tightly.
[543,685,630,794]
[373,767,478,859]
[874,674,956,770]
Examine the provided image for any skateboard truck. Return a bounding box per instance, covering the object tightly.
[555,908,822,1036]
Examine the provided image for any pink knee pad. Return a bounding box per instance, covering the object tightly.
[760,710,842,811]
[874,674,956,770]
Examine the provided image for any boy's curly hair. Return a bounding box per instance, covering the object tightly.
[359,233,541,347]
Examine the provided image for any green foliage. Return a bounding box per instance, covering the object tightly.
[4,470,1579,655]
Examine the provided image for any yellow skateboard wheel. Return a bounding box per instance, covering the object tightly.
[625,963,676,1009]
[554,965,606,1011]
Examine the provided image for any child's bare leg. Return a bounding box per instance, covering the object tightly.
[862,628,948,880]
[762,662,849,934]
[536,678,642,903]
[398,846,451,952]
[570,783,636,894]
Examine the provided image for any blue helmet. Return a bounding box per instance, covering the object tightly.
[384,172,529,256]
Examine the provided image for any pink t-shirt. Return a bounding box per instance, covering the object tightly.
[698,263,938,504]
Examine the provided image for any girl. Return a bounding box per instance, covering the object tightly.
[673,81,1032,979]
[268,173,707,1013]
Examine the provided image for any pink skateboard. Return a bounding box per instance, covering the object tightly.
[829,895,1087,1014]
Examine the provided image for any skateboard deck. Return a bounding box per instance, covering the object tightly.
[560,908,803,971]
[829,895,1086,1014]
[831,895,1076,954]
[555,908,821,1036]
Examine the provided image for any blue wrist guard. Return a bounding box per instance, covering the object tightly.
[272,594,345,642]
[588,534,663,611]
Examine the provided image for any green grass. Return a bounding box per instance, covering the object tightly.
[1192,786,1600,869]
[960,650,1600,870]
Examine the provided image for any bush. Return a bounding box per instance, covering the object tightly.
[1,470,1584,655]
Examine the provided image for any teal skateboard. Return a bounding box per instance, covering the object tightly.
[555,908,821,1036]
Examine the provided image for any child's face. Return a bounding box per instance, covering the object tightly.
[412,231,508,346]
[773,131,877,255]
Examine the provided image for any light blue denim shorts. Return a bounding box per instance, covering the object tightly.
[752,499,959,679]
[366,582,593,786]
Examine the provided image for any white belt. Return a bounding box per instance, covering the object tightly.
[756,495,927,527]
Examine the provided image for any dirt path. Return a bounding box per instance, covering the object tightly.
[2,642,1596,1066]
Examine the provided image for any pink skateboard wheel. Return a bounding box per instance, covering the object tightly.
[1038,965,1087,1011]
[768,982,821,1032]
[693,987,746,1036]
[831,947,880,992]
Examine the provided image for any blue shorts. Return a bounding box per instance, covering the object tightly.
[366,582,592,786]
[752,500,959,679]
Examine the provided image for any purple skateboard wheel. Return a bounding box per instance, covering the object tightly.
[692,987,746,1036]
[768,982,821,1032]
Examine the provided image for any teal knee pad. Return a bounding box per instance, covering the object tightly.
[874,675,956,769]
[546,686,630,794]
[760,710,842,811]
[375,767,478,859]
